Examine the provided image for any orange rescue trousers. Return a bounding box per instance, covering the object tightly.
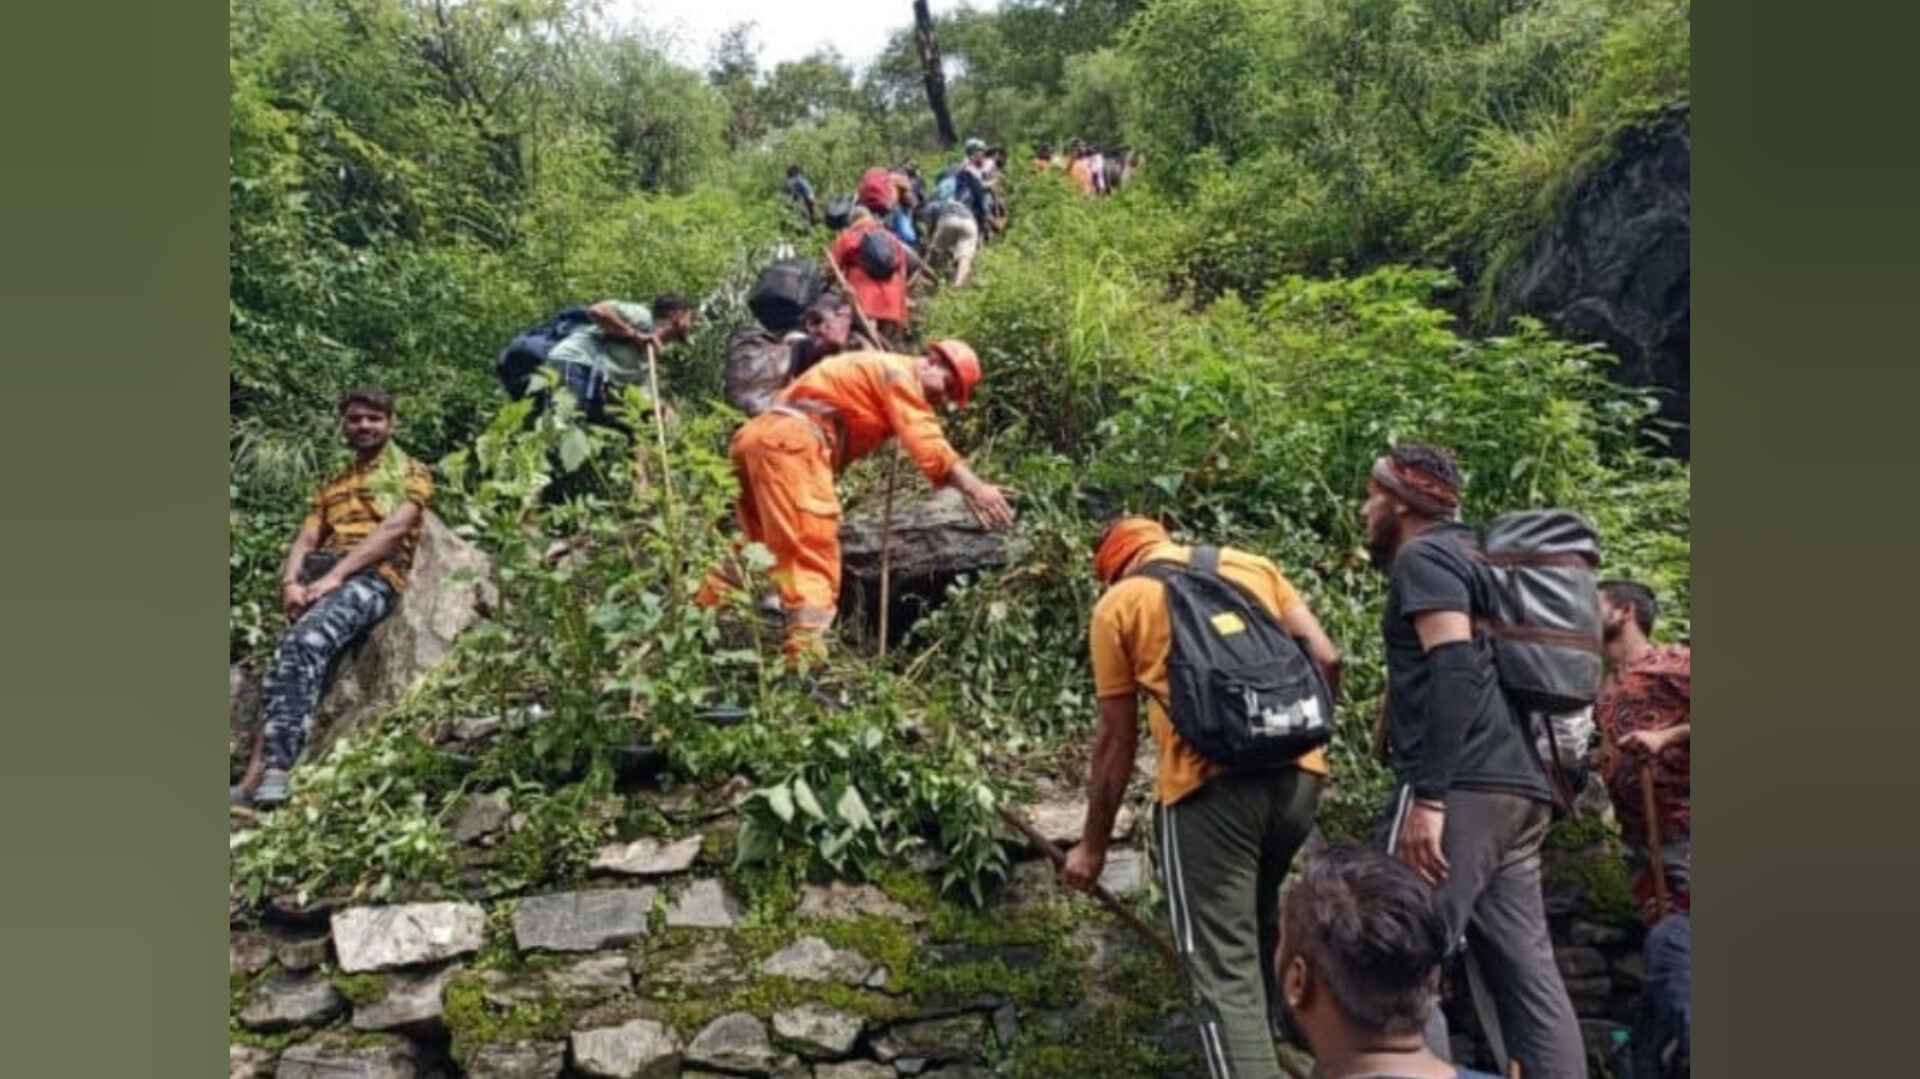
[696,411,841,665]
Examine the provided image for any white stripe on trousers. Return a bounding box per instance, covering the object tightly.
[1159,802,1232,1078]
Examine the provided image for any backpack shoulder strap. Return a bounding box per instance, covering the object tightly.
[1191,545,1221,577]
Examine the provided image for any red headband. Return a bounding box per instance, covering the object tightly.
[1371,455,1461,518]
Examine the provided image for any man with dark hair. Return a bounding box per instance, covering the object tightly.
[1062,517,1342,1079]
[785,164,817,227]
[546,294,698,425]
[1275,846,1504,1079]
[1362,442,1587,1079]
[232,387,434,808]
[723,292,874,419]
[1594,579,1691,1079]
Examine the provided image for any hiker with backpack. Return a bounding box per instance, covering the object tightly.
[1062,517,1342,1079]
[231,387,434,809]
[695,341,1015,668]
[831,169,924,344]
[542,295,697,428]
[725,293,872,418]
[924,191,982,287]
[1362,443,1588,1079]
[1594,579,1691,1079]
[784,164,818,229]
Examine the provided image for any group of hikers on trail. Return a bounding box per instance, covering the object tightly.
[1032,138,1140,196]
[230,138,1687,1079]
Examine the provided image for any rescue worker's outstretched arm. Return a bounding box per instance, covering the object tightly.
[946,460,1016,530]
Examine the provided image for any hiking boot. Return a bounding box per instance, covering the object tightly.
[252,768,293,807]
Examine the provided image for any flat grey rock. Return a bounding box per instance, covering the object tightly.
[795,882,922,923]
[230,932,274,976]
[463,1040,565,1079]
[590,834,704,877]
[569,1018,681,1078]
[664,879,742,930]
[239,972,345,1032]
[230,1044,276,1079]
[275,1034,418,1079]
[451,791,514,844]
[872,1014,985,1063]
[1020,799,1135,846]
[685,1012,780,1073]
[761,936,873,985]
[351,963,462,1036]
[546,952,634,995]
[772,1003,863,1058]
[512,889,658,952]
[1097,847,1148,897]
[331,902,486,972]
[813,1063,895,1079]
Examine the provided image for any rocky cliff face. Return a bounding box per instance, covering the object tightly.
[1496,103,1691,458]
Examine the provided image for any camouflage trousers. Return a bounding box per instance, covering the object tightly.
[260,572,397,769]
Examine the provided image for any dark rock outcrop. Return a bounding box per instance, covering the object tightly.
[1496,102,1691,457]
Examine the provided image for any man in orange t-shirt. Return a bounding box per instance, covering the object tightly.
[1061,517,1341,1079]
[696,341,1015,666]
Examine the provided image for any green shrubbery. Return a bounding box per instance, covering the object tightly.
[230,0,1689,906]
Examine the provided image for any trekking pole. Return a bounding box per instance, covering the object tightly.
[995,805,1181,969]
[1639,757,1671,917]
[823,246,907,656]
[642,342,680,576]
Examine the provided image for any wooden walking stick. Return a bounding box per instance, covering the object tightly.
[1640,757,1671,917]
[997,805,1310,1079]
[995,805,1181,969]
[823,246,907,657]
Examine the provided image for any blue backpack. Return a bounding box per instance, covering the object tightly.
[932,168,959,203]
[495,307,593,401]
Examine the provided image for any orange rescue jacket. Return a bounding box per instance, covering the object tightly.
[773,351,961,486]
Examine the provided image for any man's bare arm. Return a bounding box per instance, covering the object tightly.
[312,502,422,588]
[1278,601,1343,703]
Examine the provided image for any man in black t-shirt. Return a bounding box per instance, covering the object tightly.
[1363,443,1588,1079]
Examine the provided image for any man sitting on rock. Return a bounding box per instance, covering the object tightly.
[1275,846,1505,1079]
[1062,517,1342,1079]
[232,387,434,808]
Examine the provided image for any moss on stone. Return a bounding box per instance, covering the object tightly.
[442,970,571,1063]
[653,975,914,1039]
[330,972,389,1006]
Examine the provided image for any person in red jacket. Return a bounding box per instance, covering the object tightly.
[833,168,920,343]
[696,341,1015,666]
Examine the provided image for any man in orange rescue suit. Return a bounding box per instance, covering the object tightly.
[696,340,1017,666]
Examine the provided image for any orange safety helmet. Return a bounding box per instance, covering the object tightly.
[927,339,982,409]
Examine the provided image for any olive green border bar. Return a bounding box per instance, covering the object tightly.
[0,1,227,1074]
[1695,2,1920,1076]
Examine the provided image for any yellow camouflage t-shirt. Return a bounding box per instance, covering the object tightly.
[303,445,434,591]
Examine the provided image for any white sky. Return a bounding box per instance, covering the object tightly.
[601,1,1002,73]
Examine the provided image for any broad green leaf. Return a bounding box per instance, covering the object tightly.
[835,786,874,832]
[762,783,795,824]
[558,428,590,474]
[791,777,826,820]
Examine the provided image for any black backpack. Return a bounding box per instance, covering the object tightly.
[857,227,900,279]
[747,258,823,333]
[824,195,856,230]
[495,307,593,400]
[1128,547,1334,769]
[1468,510,1604,715]
[1457,510,1605,813]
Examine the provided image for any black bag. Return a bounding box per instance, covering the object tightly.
[1128,546,1334,768]
[824,195,856,230]
[495,307,593,400]
[724,325,800,417]
[857,228,900,278]
[747,258,823,333]
[1470,510,1604,714]
[1464,510,1604,815]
